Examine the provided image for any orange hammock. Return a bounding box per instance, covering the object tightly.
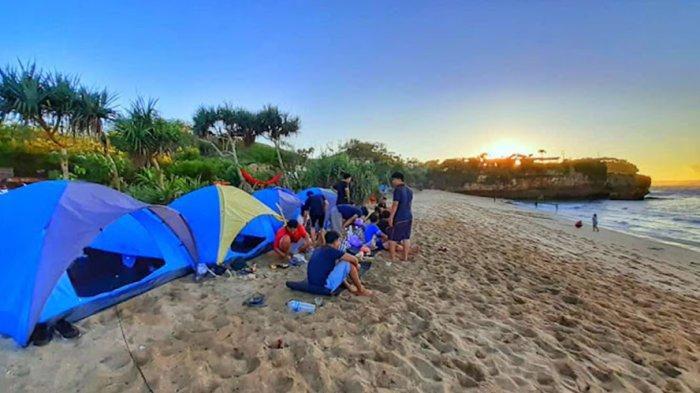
[240,168,283,187]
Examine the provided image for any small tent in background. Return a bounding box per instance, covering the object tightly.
[297,187,337,228]
[169,184,283,266]
[253,187,302,220]
[296,187,338,207]
[0,181,197,346]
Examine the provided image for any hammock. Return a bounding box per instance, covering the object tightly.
[240,168,282,188]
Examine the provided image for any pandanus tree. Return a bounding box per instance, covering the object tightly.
[193,104,260,186]
[256,104,300,177]
[0,61,117,179]
[111,98,183,172]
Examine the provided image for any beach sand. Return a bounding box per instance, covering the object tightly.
[1,190,699,392]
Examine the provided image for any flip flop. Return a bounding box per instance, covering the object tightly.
[242,293,267,308]
[30,324,53,346]
[55,319,80,339]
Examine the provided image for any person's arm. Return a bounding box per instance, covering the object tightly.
[389,201,398,226]
[340,252,360,269]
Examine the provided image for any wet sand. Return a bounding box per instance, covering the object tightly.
[1,190,699,392]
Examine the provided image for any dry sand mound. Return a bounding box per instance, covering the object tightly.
[1,190,698,392]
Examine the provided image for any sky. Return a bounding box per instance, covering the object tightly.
[1,1,699,182]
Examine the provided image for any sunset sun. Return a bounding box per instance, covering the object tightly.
[482,140,532,158]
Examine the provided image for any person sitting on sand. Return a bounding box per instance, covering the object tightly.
[273,219,312,260]
[307,231,371,296]
[302,191,328,244]
[364,213,388,251]
[336,204,365,228]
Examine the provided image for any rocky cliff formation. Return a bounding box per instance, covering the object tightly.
[455,173,650,200]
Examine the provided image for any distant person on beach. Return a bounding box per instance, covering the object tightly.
[333,172,352,205]
[307,231,371,296]
[302,191,328,244]
[592,214,600,232]
[273,219,312,260]
[388,171,414,261]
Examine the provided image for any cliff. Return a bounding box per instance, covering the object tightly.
[453,172,650,200]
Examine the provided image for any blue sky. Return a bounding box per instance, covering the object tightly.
[2,1,699,180]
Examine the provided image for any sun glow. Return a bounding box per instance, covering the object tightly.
[481,140,532,158]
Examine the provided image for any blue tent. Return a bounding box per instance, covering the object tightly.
[0,181,198,346]
[297,187,338,207]
[296,187,337,228]
[253,187,302,220]
[169,185,283,266]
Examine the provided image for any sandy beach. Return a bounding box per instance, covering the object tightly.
[1,190,698,392]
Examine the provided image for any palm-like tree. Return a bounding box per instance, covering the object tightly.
[1,63,78,178]
[538,149,546,158]
[0,61,118,179]
[256,105,300,176]
[111,98,182,170]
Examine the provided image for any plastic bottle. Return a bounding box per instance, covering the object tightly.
[287,300,316,314]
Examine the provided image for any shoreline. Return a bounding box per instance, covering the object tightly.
[501,192,700,254]
[1,190,698,392]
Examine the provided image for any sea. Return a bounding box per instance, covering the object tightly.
[511,187,700,253]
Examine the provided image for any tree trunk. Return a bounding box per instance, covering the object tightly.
[230,139,246,190]
[60,148,69,179]
[273,139,288,188]
[150,156,164,189]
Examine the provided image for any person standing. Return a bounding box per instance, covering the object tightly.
[334,172,352,205]
[302,191,328,244]
[592,214,600,232]
[388,171,413,261]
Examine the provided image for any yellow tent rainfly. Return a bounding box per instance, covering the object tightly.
[170,184,283,265]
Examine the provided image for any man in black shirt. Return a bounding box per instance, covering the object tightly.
[302,191,328,244]
[333,172,352,205]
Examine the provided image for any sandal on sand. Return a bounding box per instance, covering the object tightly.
[30,323,53,346]
[242,293,267,308]
[55,320,80,339]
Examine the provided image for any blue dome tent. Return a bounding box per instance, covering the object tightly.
[297,187,337,228]
[253,187,302,220]
[0,181,198,346]
[169,185,283,266]
[297,187,337,207]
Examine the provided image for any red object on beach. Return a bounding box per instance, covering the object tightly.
[240,168,282,188]
[575,220,583,228]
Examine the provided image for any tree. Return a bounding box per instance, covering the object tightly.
[111,98,183,170]
[0,62,79,178]
[256,105,300,180]
[192,105,261,187]
[0,61,118,180]
[538,149,546,158]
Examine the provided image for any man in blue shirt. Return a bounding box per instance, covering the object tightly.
[333,172,352,205]
[302,191,328,244]
[336,204,364,228]
[307,231,371,296]
[388,171,414,261]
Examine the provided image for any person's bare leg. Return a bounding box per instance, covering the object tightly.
[348,265,372,296]
[402,239,411,261]
[278,235,291,259]
[388,240,397,261]
[342,278,357,294]
[298,238,310,253]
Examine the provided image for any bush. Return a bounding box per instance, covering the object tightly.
[126,168,207,204]
[166,158,235,182]
[70,152,134,185]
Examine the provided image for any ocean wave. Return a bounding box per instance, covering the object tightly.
[672,217,700,225]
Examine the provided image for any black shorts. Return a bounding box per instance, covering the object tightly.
[389,219,412,242]
[309,214,325,230]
